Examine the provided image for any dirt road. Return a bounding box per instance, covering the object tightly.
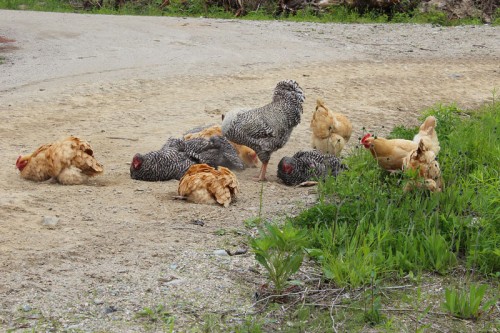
[0,10,499,331]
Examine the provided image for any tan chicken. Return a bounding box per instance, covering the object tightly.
[184,125,260,168]
[310,99,352,156]
[413,116,440,155]
[403,139,443,192]
[361,133,418,171]
[16,136,103,185]
[176,164,239,207]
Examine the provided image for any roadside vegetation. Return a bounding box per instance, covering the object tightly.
[230,98,499,332]
[0,0,499,25]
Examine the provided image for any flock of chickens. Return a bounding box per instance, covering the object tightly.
[16,79,443,207]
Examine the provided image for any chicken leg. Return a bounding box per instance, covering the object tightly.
[255,162,268,181]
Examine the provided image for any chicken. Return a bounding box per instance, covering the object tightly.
[16,136,103,185]
[183,124,259,168]
[360,133,418,171]
[277,150,347,186]
[222,79,305,181]
[130,135,244,181]
[310,99,353,156]
[130,146,194,181]
[166,136,244,170]
[176,164,239,207]
[403,139,443,192]
[413,116,440,155]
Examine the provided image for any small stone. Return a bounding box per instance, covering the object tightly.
[94,299,104,305]
[104,305,117,314]
[21,304,32,312]
[169,263,178,270]
[213,249,229,257]
[42,216,59,228]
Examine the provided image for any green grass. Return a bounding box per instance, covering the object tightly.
[0,0,496,25]
[246,100,499,331]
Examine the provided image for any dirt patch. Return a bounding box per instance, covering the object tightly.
[0,10,499,331]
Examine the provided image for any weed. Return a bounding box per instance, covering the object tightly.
[135,304,175,331]
[441,283,498,320]
[251,222,307,294]
[363,272,384,325]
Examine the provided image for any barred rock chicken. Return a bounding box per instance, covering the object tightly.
[176,164,239,207]
[277,150,347,186]
[413,116,440,155]
[16,136,103,185]
[166,136,244,170]
[130,135,244,181]
[183,124,259,168]
[310,99,353,156]
[403,139,443,192]
[130,145,194,181]
[222,80,305,181]
[361,133,418,171]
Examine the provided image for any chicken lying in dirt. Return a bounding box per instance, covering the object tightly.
[16,136,103,185]
[361,133,418,171]
[175,164,239,207]
[130,135,244,181]
[130,145,195,181]
[277,150,347,186]
[167,136,244,171]
[403,139,443,192]
[413,115,440,155]
[222,79,305,181]
[310,99,353,156]
[183,124,259,168]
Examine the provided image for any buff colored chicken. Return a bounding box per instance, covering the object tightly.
[16,136,103,185]
[184,124,259,168]
[310,99,352,156]
[413,116,440,155]
[176,164,239,207]
[403,139,443,192]
[361,133,418,171]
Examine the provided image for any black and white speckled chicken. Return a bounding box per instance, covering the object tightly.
[222,80,305,181]
[130,136,244,182]
[165,136,244,170]
[130,145,195,181]
[277,150,347,186]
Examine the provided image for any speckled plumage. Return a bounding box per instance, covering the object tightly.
[130,147,194,181]
[164,136,244,170]
[277,150,347,186]
[221,80,305,181]
[130,135,244,182]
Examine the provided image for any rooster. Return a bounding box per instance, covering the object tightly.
[16,136,103,185]
[310,99,352,156]
[183,124,259,168]
[403,139,443,192]
[176,164,239,207]
[277,150,347,186]
[360,133,418,171]
[413,116,440,155]
[222,80,305,181]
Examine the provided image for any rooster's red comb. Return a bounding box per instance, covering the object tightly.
[360,133,372,144]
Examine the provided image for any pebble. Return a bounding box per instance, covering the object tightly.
[21,304,32,312]
[104,305,117,314]
[94,299,104,305]
[42,216,59,228]
[213,249,229,257]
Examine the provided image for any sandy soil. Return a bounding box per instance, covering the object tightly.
[0,10,499,331]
